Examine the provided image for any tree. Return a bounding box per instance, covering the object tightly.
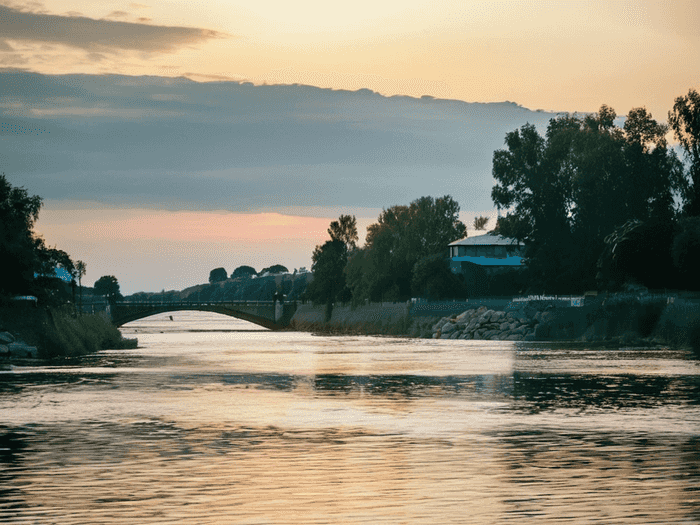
[328,214,358,251]
[492,106,682,292]
[669,88,700,216]
[75,260,87,311]
[473,216,489,231]
[260,264,288,275]
[411,253,465,300]
[0,173,43,295]
[351,195,466,302]
[672,216,700,290]
[307,239,348,321]
[94,275,121,304]
[209,267,227,283]
[231,265,257,279]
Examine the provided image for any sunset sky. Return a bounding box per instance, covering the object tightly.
[2,0,698,294]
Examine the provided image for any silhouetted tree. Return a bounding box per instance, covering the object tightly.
[473,216,489,231]
[231,265,257,279]
[307,239,347,321]
[492,106,682,292]
[0,174,43,295]
[672,216,700,290]
[260,264,288,275]
[328,214,358,251]
[348,195,466,302]
[209,267,227,283]
[94,275,121,304]
[669,88,700,216]
[411,253,465,300]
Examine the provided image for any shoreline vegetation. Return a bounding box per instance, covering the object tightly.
[0,306,137,363]
[290,296,700,354]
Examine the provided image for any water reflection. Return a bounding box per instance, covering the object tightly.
[0,312,698,523]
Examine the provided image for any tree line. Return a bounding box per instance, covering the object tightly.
[492,88,700,293]
[1,173,123,306]
[307,88,700,313]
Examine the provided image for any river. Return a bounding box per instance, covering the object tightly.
[1,311,699,524]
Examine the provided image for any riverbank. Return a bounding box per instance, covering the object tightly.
[290,298,700,352]
[0,305,137,361]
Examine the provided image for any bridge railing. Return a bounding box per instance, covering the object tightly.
[116,300,277,307]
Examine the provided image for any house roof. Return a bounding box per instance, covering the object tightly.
[448,232,522,247]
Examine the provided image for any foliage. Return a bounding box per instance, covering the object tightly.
[260,264,289,275]
[348,195,466,302]
[672,216,700,290]
[209,267,228,283]
[0,174,77,302]
[598,219,675,290]
[473,216,489,231]
[0,174,44,295]
[328,214,358,251]
[307,239,348,311]
[231,265,257,279]
[94,275,121,303]
[492,106,682,293]
[669,88,700,216]
[411,254,465,300]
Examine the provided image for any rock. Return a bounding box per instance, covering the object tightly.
[499,322,510,331]
[0,332,14,344]
[441,323,456,334]
[450,331,460,339]
[506,334,521,341]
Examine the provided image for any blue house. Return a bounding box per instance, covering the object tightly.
[448,233,524,269]
[448,233,524,296]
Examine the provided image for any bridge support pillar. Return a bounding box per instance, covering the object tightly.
[275,301,283,322]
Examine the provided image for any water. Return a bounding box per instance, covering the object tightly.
[1,311,699,524]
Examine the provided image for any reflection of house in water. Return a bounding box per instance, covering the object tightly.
[448,233,525,296]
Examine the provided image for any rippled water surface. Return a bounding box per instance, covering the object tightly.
[1,311,699,524]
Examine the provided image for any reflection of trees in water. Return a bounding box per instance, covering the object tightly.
[0,428,30,518]
[510,372,700,412]
[490,428,700,522]
[312,374,514,399]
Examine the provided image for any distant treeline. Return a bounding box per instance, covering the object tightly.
[125,272,313,303]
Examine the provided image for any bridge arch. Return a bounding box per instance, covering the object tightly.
[110,302,296,330]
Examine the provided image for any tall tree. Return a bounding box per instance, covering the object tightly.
[308,239,348,320]
[351,195,466,301]
[492,106,681,292]
[75,260,87,312]
[94,275,121,304]
[328,214,358,251]
[0,174,43,295]
[669,88,700,216]
[231,265,257,279]
[473,216,489,231]
[209,267,228,283]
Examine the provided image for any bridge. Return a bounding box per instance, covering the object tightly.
[108,300,298,330]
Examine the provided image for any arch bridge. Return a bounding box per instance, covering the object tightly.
[109,301,297,330]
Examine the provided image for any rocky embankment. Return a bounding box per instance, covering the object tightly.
[0,330,39,359]
[431,306,538,341]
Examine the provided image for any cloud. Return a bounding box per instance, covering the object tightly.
[104,11,129,20]
[1,70,557,215]
[0,4,226,53]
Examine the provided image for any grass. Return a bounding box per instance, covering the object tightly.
[0,305,137,359]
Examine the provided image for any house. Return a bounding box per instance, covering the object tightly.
[448,233,524,268]
[448,233,525,296]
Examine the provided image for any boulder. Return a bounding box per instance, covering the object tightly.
[441,322,456,334]
[0,332,14,344]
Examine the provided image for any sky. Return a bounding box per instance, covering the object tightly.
[1,0,698,294]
